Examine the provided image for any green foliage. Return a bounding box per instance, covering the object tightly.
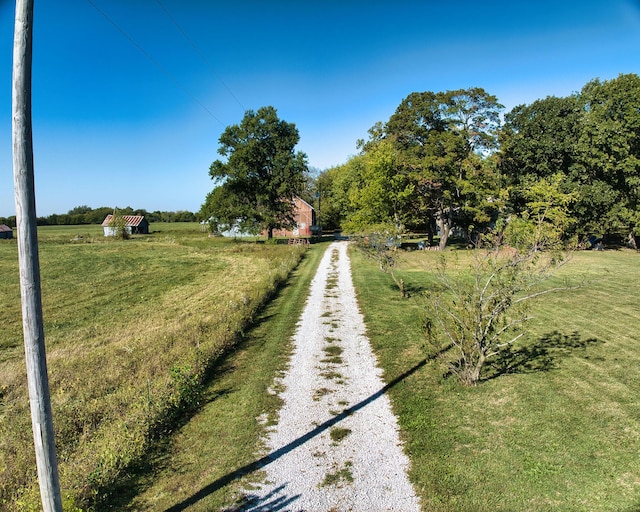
[200,186,260,236]
[317,73,640,248]
[320,87,504,247]
[500,174,578,250]
[169,364,203,410]
[340,140,413,235]
[500,73,640,244]
[205,106,308,239]
[107,209,130,240]
[32,206,195,226]
[382,88,505,248]
[577,73,640,244]
[500,94,582,181]
[313,166,345,231]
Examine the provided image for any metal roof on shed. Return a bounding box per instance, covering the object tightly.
[101,215,147,227]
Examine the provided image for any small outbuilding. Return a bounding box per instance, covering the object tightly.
[0,224,13,239]
[101,215,149,236]
[269,196,316,237]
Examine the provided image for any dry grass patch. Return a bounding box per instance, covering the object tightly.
[320,461,354,488]
[313,387,333,401]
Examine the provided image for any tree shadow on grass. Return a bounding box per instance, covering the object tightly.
[484,330,604,381]
[221,485,300,512]
[402,281,430,297]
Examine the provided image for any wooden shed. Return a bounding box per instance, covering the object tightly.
[0,224,13,239]
[101,215,149,236]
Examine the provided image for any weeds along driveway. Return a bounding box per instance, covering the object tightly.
[239,241,420,511]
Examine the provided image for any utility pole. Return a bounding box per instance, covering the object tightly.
[12,0,63,510]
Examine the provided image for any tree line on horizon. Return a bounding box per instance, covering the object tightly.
[199,73,640,249]
[0,205,197,228]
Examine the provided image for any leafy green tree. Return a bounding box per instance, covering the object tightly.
[499,95,584,238]
[500,95,581,183]
[107,209,130,240]
[341,140,414,236]
[500,74,640,244]
[575,74,640,246]
[313,166,346,231]
[385,88,503,248]
[442,87,504,153]
[457,153,505,244]
[86,207,113,225]
[0,216,16,228]
[501,174,578,250]
[200,185,260,235]
[207,106,308,239]
[67,205,92,216]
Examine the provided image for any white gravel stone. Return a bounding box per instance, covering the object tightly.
[241,241,421,512]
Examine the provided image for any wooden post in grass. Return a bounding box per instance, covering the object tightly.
[12,0,63,510]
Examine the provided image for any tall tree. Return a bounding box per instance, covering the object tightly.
[499,74,640,244]
[341,140,414,236]
[385,88,503,248]
[500,95,582,182]
[575,74,640,247]
[207,106,308,238]
[443,87,504,153]
[499,95,583,235]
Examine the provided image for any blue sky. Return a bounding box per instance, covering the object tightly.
[1,0,639,217]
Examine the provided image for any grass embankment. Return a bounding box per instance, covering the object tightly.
[120,239,327,511]
[0,224,311,510]
[350,247,640,512]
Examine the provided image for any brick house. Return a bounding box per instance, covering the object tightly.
[269,196,316,237]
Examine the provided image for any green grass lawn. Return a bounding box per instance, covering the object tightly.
[0,229,311,510]
[4,228,639,511]
[350,246,640,512]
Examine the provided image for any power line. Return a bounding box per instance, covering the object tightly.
[155,0,245,111]
[86,0,226,127]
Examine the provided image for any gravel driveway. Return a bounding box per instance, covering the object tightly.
[241,241,420,511]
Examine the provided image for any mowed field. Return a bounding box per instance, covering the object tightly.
[0,223,311,510]
[2,225,640,511]
[350,246,640,512]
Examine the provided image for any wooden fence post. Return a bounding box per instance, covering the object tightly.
[12,0,63,510]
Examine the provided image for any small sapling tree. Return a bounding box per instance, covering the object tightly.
[424,220,576,386]
[356,229,406,298]
[108,209,130,240]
